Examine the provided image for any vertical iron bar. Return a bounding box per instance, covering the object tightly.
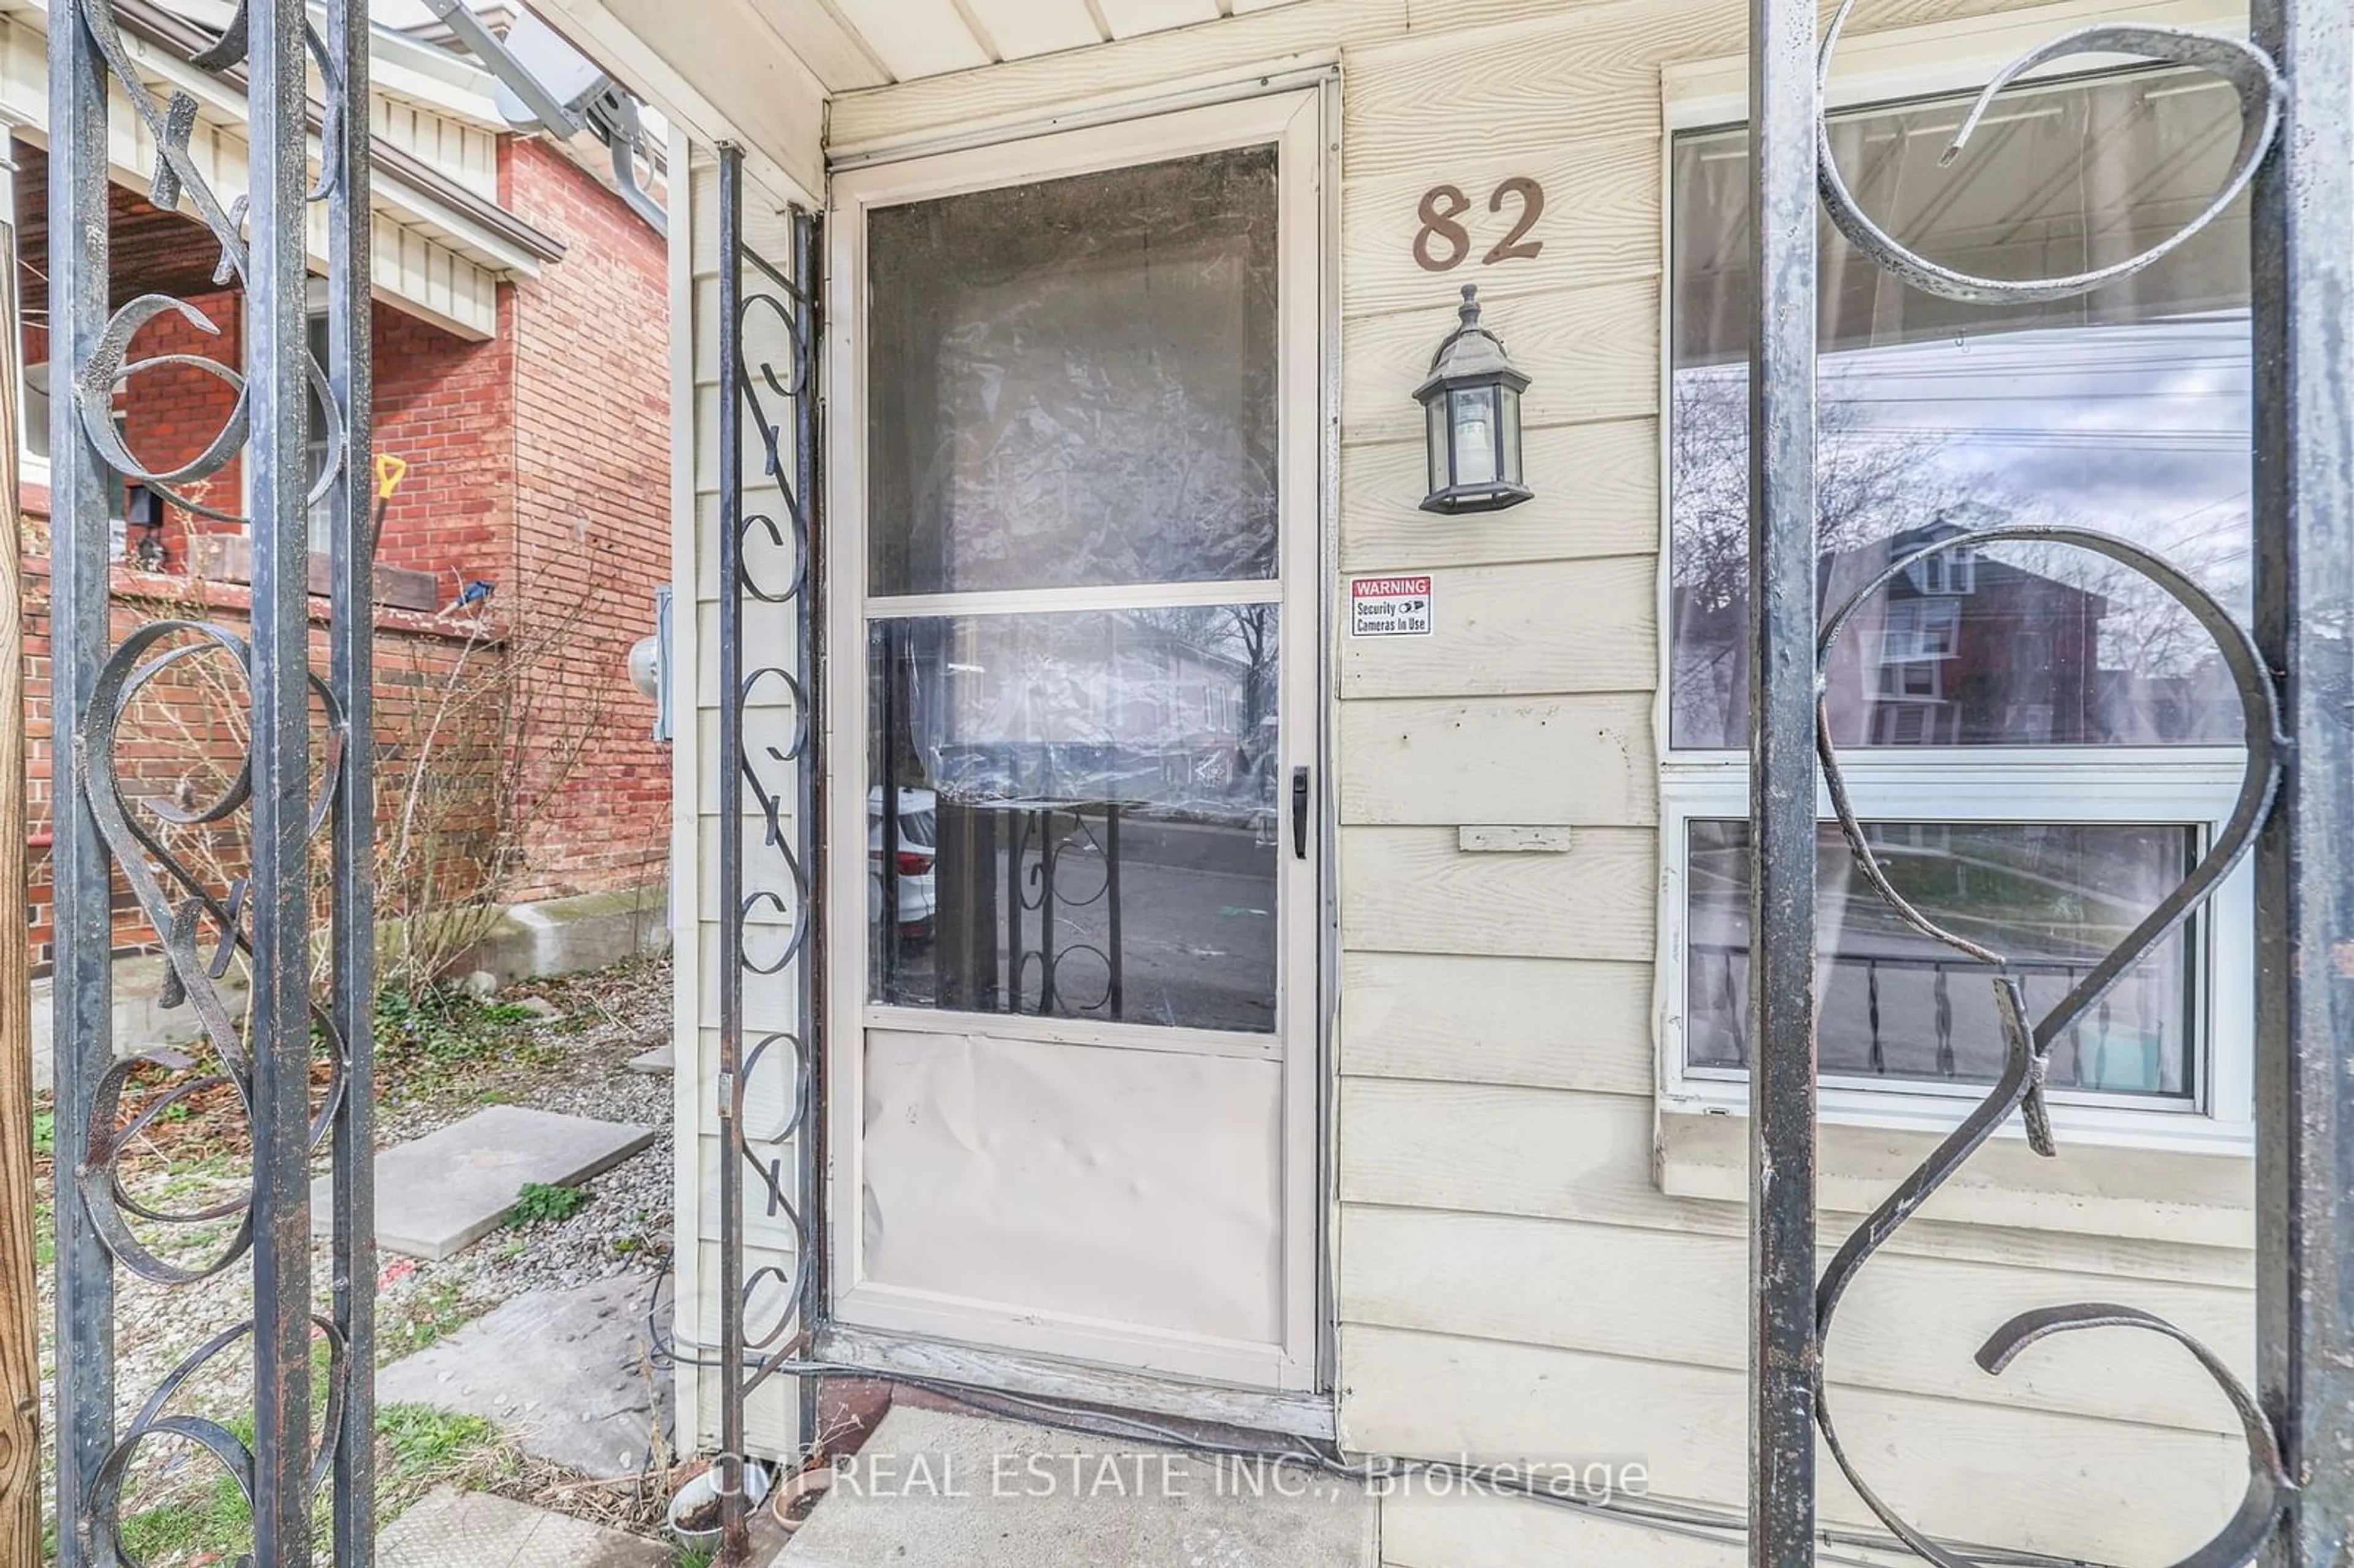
[791,204,825,1460]
[47,10,114,1564]
[327,0,378,1558]
[880,628,901,994]
[1007,816,1023,1012]
[1745,0,1820,1561]
[1038,813,1057,1015]
[2252,1,2354,1562]
[715,142,752,1568]
[246,0,316,1559]
[1106,806,1122,1021]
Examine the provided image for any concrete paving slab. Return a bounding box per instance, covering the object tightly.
[625,1043,674,1075]
[316,1105,655,1261]
[379,1485,671,1568]
[377,1274,674,1479]
[777,1404,1377,1568]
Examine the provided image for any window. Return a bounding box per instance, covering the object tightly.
[241,295,338,553]
[10,141,44,492]
[1663,66,2254,1143]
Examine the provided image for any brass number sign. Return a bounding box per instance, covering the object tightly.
[1414,177,1546,272]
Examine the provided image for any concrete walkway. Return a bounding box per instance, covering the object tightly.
[378,1274,675,1478]
[380,1487,671,1568]
[318,1105,656,1260]
[779,1405,1377,1568]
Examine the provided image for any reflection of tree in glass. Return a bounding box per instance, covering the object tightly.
[1669,365,2247,747]
[1118,604,1279,813]
[1669,367,1975,745]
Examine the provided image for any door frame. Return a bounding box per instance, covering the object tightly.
[819,86,1333,1402]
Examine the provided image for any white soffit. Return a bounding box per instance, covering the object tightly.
[790,0,1305,88]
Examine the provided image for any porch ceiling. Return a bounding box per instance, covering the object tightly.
[15,143,234,318]
[747,0,1311,90]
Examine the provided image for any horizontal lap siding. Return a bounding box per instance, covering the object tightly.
[666,3,2263,1562]
[1319,1,2252,1564]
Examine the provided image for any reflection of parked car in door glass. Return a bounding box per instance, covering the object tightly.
[869,786,937,940]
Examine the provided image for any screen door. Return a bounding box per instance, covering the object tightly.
[824,92,1322,1393]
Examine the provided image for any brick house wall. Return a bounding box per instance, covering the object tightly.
[498,139,672,901]
[18,135,672,976]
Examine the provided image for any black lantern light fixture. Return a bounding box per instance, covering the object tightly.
[1414,283,1532,515]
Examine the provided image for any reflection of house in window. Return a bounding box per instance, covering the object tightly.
[1868,596,1959,744]
[1822,521,2110,748]
[1903,539,1976,598]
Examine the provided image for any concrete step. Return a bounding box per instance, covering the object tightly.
[379,1486,671,1568]
[779,1404,1378,1568]
[315,1105,656,1260]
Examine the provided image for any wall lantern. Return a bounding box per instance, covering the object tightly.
[1414,283,1532,515]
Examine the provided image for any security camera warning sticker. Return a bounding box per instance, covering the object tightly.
[1349,575,1434,637]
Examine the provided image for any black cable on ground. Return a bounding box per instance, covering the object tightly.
[635,1266,2104,1568]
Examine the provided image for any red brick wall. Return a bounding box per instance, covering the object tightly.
[498,140,671,902]
[372,300,514,593]
[18,505,511,975]
[115,288,245,561]
[21,137,675,974]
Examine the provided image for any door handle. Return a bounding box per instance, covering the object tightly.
[1291,766,1311,861]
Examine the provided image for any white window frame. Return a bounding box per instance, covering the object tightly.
[7,140,51,495]
[239,276,336,552]
[1655,0,2256,1156]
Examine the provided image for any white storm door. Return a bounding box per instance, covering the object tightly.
[824,91,1324,1393]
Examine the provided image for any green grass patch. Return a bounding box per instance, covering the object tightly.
[115,1468,252,1566]
[375,986,549,1073]
[506,1181,590,1227]
[377,1405,501,1480]
[112,1405,505,1564]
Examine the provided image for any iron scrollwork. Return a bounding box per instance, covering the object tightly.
[1798,7,2293,1566]
[50,0,375,1562]
[712,145,821,1565]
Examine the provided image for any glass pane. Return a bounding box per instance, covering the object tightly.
[869,606,1281,1033]
[1450,384,1498,486]
[307,313,334,553]
[867,147,1279,596]
[1425,397,1449,498]
[1685,820,2197,1097]
[1499,386,1523,485]
[1669,69,2250,748]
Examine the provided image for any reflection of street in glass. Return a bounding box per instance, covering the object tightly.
[881,813,1277,1033]
[1686,820,2192,1094]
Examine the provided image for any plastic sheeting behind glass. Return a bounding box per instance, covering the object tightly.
[1685,820,2198,1097]
[869,606,1281,1033]
[1669,70,2252,749]
[867,147,1280,596]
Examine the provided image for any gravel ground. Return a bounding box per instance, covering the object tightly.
[34,952,682,1540]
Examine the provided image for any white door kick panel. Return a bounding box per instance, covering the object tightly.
[859,1028,1285,1345]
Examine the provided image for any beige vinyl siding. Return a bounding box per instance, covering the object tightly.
[669,136,812,1456]
[368,93,502,199]
[1331,4,2252,1562]
[660,1,2266,1562]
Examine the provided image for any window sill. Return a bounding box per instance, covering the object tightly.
[1655,1106,2253,1249]
[187,532,441,614]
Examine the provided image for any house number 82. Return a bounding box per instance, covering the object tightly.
[1414,177,1545,272]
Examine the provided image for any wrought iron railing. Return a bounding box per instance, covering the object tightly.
[712,145,821,1566]
[48,1,376,1563]
[1743,2,2352,1566]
